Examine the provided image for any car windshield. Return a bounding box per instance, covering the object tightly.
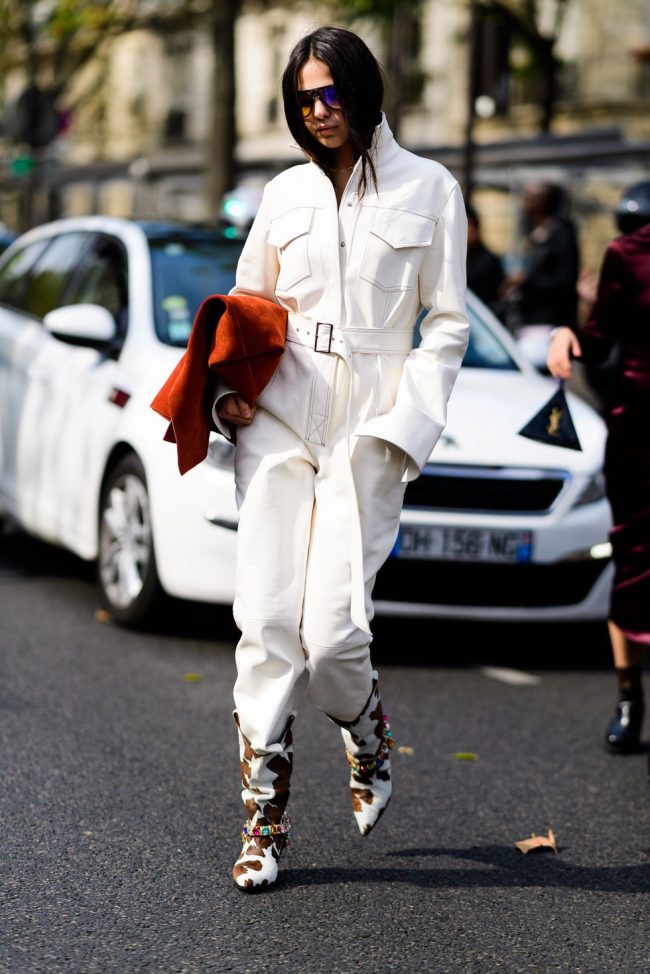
[414,298,519,370]
[463,300,518,369]
[149,234,244,346]
[150,232,519,371]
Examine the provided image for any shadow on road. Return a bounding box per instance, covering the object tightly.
[281,844,650,893]
[0,525,95,581]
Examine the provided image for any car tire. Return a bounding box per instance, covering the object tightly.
[97,453,163,627]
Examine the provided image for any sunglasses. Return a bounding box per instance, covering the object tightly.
[297,84,342,118]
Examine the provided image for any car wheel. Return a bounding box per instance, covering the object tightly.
[97,454,162,626]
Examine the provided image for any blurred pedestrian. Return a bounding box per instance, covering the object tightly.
[215,25,469,891]
[547,180,650,755]
[502,181,580,336]
[466,203,505,316]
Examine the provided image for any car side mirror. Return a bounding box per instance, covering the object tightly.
[43,303,117,344]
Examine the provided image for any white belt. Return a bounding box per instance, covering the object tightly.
[287,316,413,356]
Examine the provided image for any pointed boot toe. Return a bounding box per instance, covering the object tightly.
[347,718,393,835]
[336,673,395,836]
[351,780,391,836]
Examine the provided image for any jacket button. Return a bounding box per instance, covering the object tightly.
[340,241,345,248]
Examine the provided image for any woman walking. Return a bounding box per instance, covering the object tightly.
[547,181,650,757]
[216,25,469,891]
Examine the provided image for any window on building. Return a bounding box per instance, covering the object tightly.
[164,108,187,142]
[163,33,193,145]
[402,13,426,107]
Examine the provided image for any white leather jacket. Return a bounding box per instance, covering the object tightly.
[228,115,469,479]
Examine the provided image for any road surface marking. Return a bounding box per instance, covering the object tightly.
[479,666,541,686]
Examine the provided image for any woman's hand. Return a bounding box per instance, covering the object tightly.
[547,327,582,381]
[217,393,256,427]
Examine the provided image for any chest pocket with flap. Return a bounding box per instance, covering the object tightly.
[360,207,436,292]
[268,207,314,291]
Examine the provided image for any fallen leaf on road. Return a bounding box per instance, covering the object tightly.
[398,746,415,755]
[452,752,478,761]
[515,829,557,854]
[183,673,203,682]
[94,609,112,624]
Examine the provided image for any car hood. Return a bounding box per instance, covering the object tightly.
[430,369,607,472]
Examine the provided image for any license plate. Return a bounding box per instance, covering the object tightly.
[393,526,533,563]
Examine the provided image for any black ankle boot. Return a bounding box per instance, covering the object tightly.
[604,697,644,753]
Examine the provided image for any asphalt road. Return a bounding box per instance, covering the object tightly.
[2,531,649,974]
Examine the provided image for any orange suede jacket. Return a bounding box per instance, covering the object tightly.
[150,293,287,475]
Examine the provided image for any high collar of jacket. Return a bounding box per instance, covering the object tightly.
[310,113,400,181]
[370,113,400,166]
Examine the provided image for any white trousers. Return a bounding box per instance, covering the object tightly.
[232,353,407,749]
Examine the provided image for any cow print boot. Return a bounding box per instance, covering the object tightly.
[232,712,294,893]
[334,672,394,836]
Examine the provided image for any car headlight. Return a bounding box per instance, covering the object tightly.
[573,471,607,507]
[206,436,235,470]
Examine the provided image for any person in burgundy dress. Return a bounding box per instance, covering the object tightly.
[547,180,650,755]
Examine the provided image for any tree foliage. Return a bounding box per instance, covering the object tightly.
[0,0,238,221]
[0,1,203,100]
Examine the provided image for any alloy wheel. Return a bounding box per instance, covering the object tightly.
[99,472,152,610]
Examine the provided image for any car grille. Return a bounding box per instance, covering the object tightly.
[404,465,569,513]
[373,558,608,608]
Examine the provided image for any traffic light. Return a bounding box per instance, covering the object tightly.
[3,84,61,147]
[9,155,36,176]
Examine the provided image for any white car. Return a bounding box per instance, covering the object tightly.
[375,292,613,622]
[0,216,613,626]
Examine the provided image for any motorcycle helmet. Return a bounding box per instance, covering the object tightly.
[615,180,650,234]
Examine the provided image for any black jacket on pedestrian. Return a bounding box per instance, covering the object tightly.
[467,242,505,315]
[520,217,579,328]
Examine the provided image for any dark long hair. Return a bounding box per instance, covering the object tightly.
[281,26,384,198]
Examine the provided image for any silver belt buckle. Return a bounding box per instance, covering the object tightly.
[314,321,333,353]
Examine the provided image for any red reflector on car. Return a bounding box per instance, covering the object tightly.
[108,388,131,408]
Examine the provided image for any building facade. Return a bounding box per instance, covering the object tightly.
[1,0,649,266]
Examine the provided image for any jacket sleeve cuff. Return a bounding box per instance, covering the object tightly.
[211,382,238,441]
[355,402,444,482]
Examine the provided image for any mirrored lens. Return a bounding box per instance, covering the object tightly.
[297,85,341,118]
[322,85,341,110]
